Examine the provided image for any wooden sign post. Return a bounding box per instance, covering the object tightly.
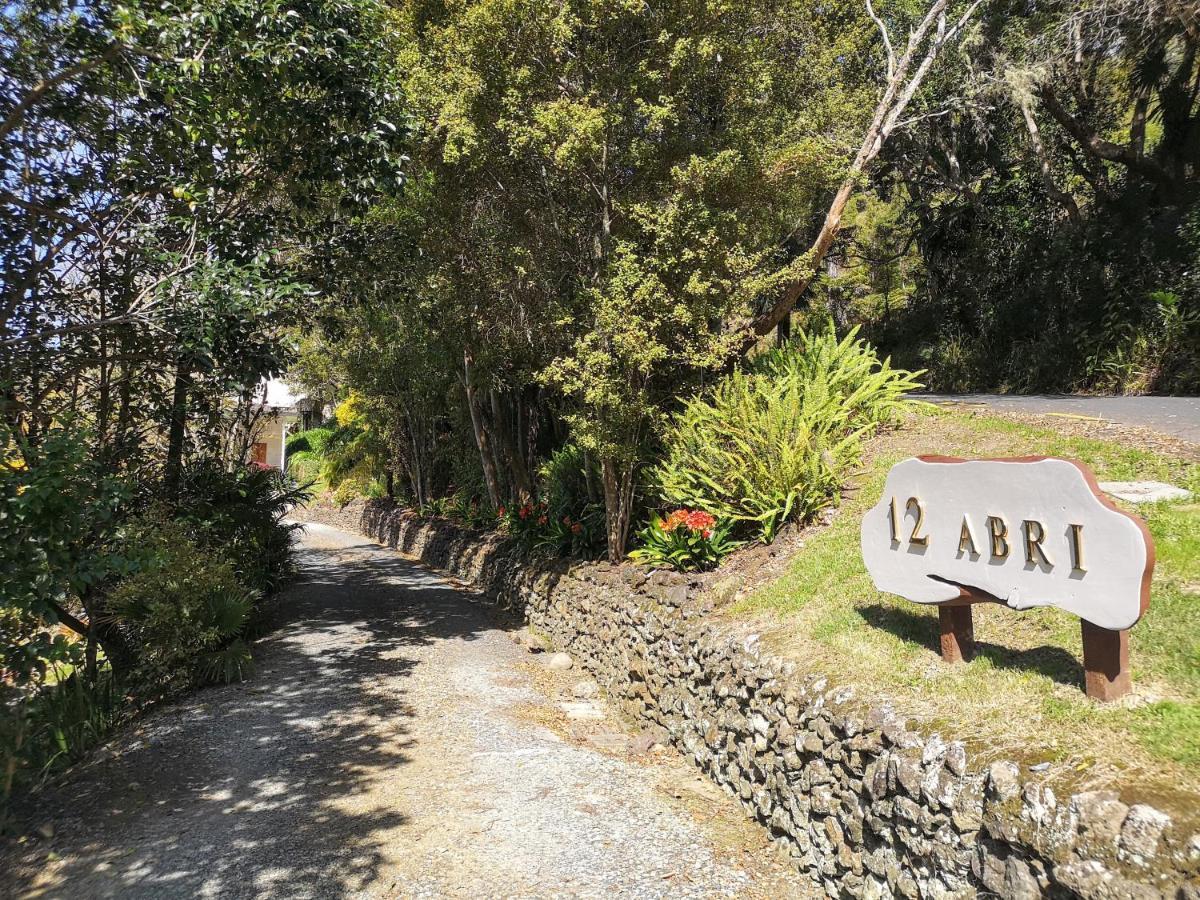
[861,457,1154,701]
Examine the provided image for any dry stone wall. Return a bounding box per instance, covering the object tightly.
[311,500,1200,898]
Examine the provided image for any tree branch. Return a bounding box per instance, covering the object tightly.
[0,46,121,143]
[1036,86,1178,187]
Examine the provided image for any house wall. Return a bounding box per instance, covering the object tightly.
[251,412,298,469]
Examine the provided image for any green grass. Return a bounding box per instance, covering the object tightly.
[733,409,1200,810]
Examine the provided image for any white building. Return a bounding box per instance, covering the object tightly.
[248,380,305,470]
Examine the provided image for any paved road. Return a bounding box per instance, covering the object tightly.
[921,394,1200,443]
[4,524,810,899]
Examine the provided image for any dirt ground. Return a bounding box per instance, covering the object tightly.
[1,523,815,900]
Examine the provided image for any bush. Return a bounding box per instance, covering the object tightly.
[2,670,122,828]
[109,520,256,693]
[285,426,335,457]
[497,500,603,558]
[629,509,740,571]
[654,327,922,542]
[173,462,308,595]
[533,445,606,557]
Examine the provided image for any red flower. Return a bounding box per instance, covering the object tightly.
[571,522,582,534]
[562,515,572,525]
[685,510,716,532]
[702,529,713,539]
[518,504,533,520]
[498,505,507,517]
[537,515,548,526]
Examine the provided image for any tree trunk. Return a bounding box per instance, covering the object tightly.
[463,350,502,509]
[164,358,189,492]
[601,456,635,562]
[489,389,533,501]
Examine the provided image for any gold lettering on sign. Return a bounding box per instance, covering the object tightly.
[986,515,1010,560]
[1069,523,1086,573]
[888,497,900,543]
[957,515,979,556]
[1022,519,1053,567]
[906,497,928,546]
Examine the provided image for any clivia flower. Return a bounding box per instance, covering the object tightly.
[537,515,548,526]
[498,505,507,517]
[662,509,689,532]
[570,522,582,535]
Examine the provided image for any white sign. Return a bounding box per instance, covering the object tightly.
[861,457,1153,631]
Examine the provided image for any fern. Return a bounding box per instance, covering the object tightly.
[654,326,924,542]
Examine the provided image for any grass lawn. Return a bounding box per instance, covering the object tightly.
[730,407,1200,820]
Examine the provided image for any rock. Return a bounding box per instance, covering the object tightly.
[36,823,54,840]
[1118,805,1171,868]
[1098,481,1192,503]
[1003,855,1041,900]
[546,652,574,671]
[1072,791,1129,856]
[571,679,599,699]
[558,701,604,721]
[629,727,669,754]
[986,761,1021,803]
[517,630,547,653]
[891,753,923,799]
[943,741,967,777]
[923,734,947,766]
[1053,859,1162,900]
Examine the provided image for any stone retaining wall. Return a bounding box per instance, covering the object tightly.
[316,499,1199,898]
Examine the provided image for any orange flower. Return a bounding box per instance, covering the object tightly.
[662,509,690,532]
[685,510,716,532]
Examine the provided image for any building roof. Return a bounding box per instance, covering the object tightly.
[264,378,300,409]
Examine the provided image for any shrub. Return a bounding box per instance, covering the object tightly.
[2,670,122,828]
[173,462,308,595]
[109,519,256,693]
[448,491,494,529]
[285,426,335,457]
[629,509,741,571]
[654,326,923,542]
[498,499,604,558]
[534,445,606,557]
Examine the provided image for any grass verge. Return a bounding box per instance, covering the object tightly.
[729,408,1200,820]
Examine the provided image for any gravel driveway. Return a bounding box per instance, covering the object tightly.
[3,524,812,899]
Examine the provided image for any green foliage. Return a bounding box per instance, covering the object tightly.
[654,328,922,542]
[1,671,123,827]
[497,500,603,558]
[109,520,256,693]
[446,492,494,529]
[629,510,741,572]
[286,427,336,458]
[173,463,308,596]
[0,426,129,653]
